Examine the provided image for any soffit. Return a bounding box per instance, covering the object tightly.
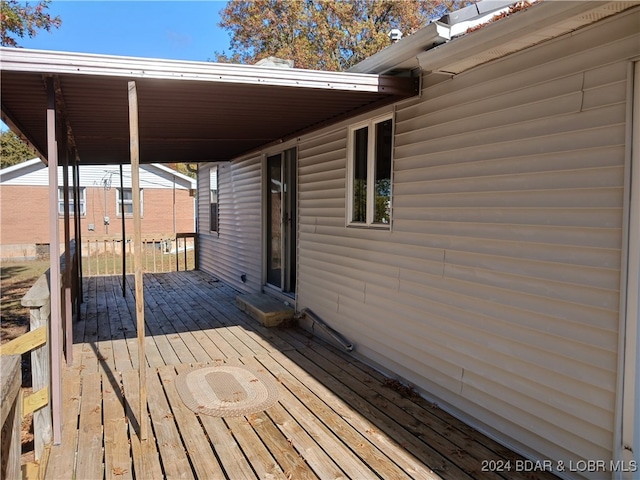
[0,48,417,165]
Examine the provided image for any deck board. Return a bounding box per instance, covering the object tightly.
[103,370,133,480]
[157,365,226,479]
[45,271,559,480]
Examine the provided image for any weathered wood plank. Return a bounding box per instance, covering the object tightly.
[264,347,439,479]
[225,415,287,480]
[179,360,258,480]
[1,355,21,480]
[245,411,320,480]
[143,277,200,364]
[104,278,134,373]
[145,368,194,479]
[121,369,163,480]
[255,353,423,480]
[96,276,117,376]
[129,79,148,442]
[146,276,216,363]
[263,401,347,479]
[74,372,104,480]
[241,356,379,480]
[71,279,89,367]
[47,272,562,480]
[283,348,475,479]
[158,365,226,479]
[29,289,52,461]
[121,276,166,368]
[198,414,259,479]
[107,276,138,371]
[103,371,133,480]
[311,342,558,480]
[46,369,81,480]
[177,271,297,353]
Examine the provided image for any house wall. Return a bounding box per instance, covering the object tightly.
[1,184,194,242]
[295,10,638,478]
[1,163,195,258]
[198,158,263,292]
[196,8,639,477]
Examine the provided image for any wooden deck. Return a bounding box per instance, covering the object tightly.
[45,271,557,480]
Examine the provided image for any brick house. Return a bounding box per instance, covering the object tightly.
[0,159,195,259]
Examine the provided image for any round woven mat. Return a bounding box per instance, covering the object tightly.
[175,364,280,417]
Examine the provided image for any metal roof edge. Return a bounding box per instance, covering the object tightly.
[418,1,640,75]
[348,0,520,74]
[0,157,42,177]
[349,0,639,76]
[151,164,197,187]
[0,47,412,96]
[348,22,444,74]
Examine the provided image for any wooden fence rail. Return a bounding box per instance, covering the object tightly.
[0,243,77,479]
[1,355,21,479]
[82,233,197,276]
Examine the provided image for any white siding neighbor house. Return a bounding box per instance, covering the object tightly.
[196,2,640,479]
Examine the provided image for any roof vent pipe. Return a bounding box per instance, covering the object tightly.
[299,308,353,352]
[389,29,403,43]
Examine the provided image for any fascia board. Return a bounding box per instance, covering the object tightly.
[417,1,635,75]
[0,47,408,95]
[151,163,197,187]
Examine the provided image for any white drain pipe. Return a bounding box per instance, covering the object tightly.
[299,308,354,352]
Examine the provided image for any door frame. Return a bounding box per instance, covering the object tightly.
[262,146,298,298]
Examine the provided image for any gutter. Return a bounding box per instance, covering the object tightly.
[348,0,516,75]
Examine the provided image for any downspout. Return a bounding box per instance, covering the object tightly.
[173,174,177,234]
[72,155,83,316]
[614,60,640,479]
[61,139,72,365]
[299,308,353,352]
[120,164,126,297]
[46,76,62,444]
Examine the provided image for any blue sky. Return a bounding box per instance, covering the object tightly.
[13,1,232,61]
[1,1,232,131]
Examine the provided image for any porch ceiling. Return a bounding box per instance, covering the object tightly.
[0,48,418,165]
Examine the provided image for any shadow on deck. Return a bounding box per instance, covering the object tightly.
[45,271,557,480]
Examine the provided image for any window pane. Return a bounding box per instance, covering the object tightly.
[210,203,218,232]
[57,187,85,216]
[121,189,133,201]
[352,126,368,223]
[374,119,392,224]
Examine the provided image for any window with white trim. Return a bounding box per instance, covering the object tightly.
[58,187,86,216]
[117,188,143,217]
[347,114,393,227]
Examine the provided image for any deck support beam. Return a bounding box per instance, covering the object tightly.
[128,80,147,441]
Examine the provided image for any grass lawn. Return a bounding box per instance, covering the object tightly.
[1,258,49,465]
[1,258,50,343]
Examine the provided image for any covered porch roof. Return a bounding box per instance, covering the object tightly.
[0,48,418,165]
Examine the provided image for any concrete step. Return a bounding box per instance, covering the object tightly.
[236,293,295,327]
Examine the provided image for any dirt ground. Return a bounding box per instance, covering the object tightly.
[1,258,50,465]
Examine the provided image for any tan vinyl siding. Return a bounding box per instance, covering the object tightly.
[296,11,638,478]
[199,157,262,292]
